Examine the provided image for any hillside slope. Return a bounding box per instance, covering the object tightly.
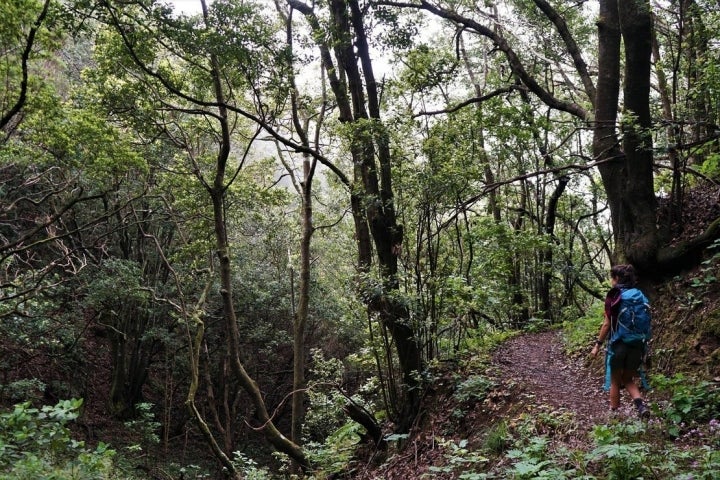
[354,304,720,479]
[354,330,631,479]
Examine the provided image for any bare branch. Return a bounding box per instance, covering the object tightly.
[377,0,590,120]
[413,86,520,117]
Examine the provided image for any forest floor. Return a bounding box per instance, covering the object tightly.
[356,329,653,479]
[493,330,613,426]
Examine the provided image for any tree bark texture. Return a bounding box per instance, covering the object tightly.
[617,0,657,271]
[594,0,657,272]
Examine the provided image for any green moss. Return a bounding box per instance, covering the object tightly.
[699,308,720,337]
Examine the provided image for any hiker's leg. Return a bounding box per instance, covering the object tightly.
[623,345,644,401]
[621,368,649,417]
[622,370,642,400]
[608,343,626,409]
[609,369,623,409]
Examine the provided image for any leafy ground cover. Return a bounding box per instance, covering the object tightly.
[350,325,720,479]
[2,288,718,479]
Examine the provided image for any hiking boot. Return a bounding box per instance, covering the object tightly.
[633,398,650,419]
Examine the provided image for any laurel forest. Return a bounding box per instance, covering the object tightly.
[1,0,720,478]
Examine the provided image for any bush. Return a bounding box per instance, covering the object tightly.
[0,399,116,479]
[651,373,720,437]
[561,303,604,356]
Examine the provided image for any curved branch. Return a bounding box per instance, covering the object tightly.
[0,0,51,132]
[531,0,596,104]
[657,216,720,275]
[378,0,589,120]
[413,86,520,117]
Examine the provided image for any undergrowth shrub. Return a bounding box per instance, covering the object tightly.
[585,420,720,479]
[424,438,489,479]
[231,452,273,480]
[562,303,604,355]
[587,422,650,479]
[484,420,510,454]
[305,421,363,476]
[505,435,577,479]
[123,402,160,453]
[0,399,115,479]
[650,373,720,437]
[0,378,46,404]
[454,375,495,403]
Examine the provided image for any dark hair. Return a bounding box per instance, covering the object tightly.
[611,264,636,286]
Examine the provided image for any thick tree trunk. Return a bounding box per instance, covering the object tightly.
[107,307,152,420]
[346,0,422,430]
[594,0,623,264]
[594,0,657,272]
[291,0,422,431]
[617,0,657,271]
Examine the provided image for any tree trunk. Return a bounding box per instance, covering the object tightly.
[291,155,313,446]
[281,5,318,447]
[617,0,657,271]
[539,176,569,319]
[346,0,422,430]
[290,0,422,431]
[196,0,310,469]
[211,190,309,470]
[0,0,50,132]
[108,333,132,419]
[594,0,657,273]
[510,183,530,327]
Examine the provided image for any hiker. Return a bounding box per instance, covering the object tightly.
[590,264,650,418]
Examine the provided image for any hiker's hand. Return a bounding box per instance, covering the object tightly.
[591,344,600,357]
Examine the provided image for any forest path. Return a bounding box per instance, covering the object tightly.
[356,330,641,479]
[493,330,614,424]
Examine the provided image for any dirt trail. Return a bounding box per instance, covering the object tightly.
[493,330,612,423]
[355,330,628,479]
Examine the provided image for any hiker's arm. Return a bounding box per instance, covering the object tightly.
[590,314,611,356]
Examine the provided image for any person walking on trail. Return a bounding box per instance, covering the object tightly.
[591,264,651,418]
